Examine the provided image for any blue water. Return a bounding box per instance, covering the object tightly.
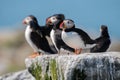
[0,0,120,39]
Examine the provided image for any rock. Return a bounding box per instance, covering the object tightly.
[0,70,35,80]
[1,52,120,80]
[25,52,120,80]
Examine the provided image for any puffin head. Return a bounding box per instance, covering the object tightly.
[100,25,110,37]
[60,19,75,30]
[100,25,108,32]
[46,14,65,26]
[23,15,38,25]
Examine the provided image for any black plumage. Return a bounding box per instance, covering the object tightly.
[65,27,95,46]
[90,25,111,52]
[23,15,55,54]
[37,14,66,53]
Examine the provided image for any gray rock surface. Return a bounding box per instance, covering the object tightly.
[0,70,35,80]
[1,52,120,80]
[25,52,120,80]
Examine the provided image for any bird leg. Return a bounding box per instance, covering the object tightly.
[29,52,40,58]
[75,48,82,55]
[57,50,60,55]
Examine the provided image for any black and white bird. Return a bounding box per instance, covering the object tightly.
[50,17,77,54]
[59,19,95,54]
[23,15,55,58]
[39,14,66,53]
[90,25,111,52]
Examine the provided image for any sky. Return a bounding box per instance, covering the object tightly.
[0,0,120,39]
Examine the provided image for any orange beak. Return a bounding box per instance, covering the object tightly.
[46,18,52,24]
[22,20,27,24]
[60,22,64,29]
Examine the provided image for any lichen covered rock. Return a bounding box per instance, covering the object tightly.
[25,52,120,80]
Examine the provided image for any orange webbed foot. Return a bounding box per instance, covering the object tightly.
[75,48,82,55]
[29,52,40,58]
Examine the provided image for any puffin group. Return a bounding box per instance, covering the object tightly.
[23,14,111,58]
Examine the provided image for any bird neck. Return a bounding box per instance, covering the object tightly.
[101,31,110,38]
[29,21,39,31]
[64,27,75,32]
[53,20,63,30]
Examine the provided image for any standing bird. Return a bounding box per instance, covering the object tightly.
[23,15,55,58]
[50,17,79,54]
[60,19,95,54]
[40,14,65,53]
[90,25,111,52]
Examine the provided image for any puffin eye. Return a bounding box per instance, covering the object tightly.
[68,21,70,24]
[26,18,29,20]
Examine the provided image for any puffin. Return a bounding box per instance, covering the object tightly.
[40,14,65,53]
[50,17,79,54]
[23,15,55,58]
[90,25,111,52]
[59,19,95,54]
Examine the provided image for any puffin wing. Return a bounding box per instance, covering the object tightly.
[73,28,95,44]
[62,30,85,49]
[32,30,56,54]
[30,22,55,54]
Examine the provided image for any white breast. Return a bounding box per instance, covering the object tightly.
[50,29,59,51]
[25,25,38,52]
[61,31,85,49]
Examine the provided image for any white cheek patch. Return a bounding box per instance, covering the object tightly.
[52,19,57,23]
[50,17,57,23]
[67,24,73,28]
[64,21,74,29]
[25,17,33,23]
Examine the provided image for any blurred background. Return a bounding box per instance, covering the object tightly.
[0,0,120,75]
